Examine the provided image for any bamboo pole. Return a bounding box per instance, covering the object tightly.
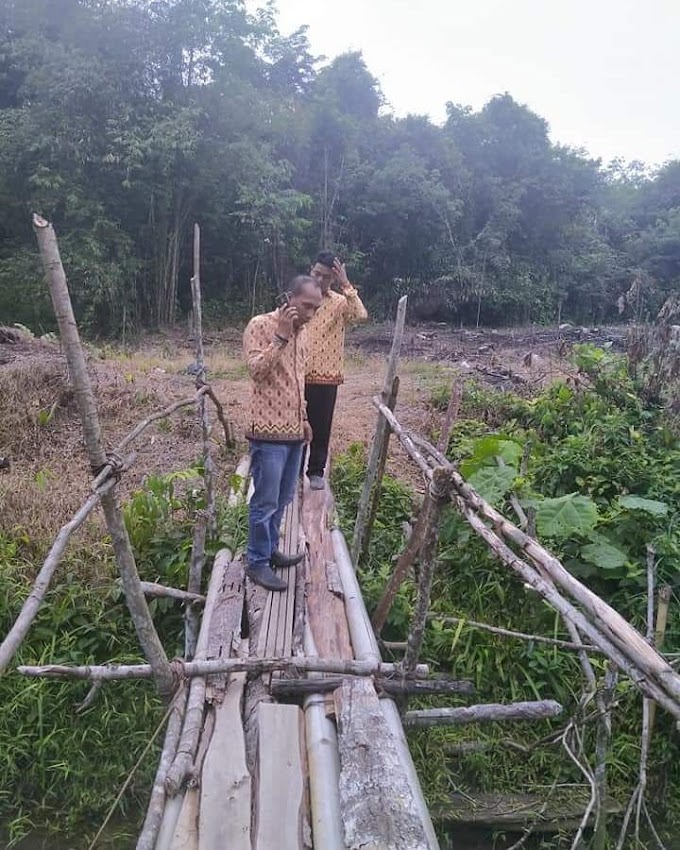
[0,477,115,674]
[302,623,345,850]
[403,467,452,672]
[17,656,429,682]
[404,700,563,728]
[351,295,407,565]
[32,214,174,699]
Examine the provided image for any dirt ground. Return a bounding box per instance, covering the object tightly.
[0,321,626,551]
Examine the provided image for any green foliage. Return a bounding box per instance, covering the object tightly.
[1,2,680,333]
[0,468,249,845]
[333,352,680,838]
[534,494,599,540]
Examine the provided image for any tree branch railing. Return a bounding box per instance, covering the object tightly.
[367,399,680,721]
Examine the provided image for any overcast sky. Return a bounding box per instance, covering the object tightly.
[253,0,680,167]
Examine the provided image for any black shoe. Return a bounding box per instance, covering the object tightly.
[246,565,287,592]
[271,550,304,568]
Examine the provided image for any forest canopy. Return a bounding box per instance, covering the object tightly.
[0,0,679,335]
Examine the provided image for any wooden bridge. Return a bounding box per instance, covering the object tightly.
[4,217,680,849]
[137,474,441,850]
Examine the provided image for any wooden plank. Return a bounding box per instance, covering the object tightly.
[334,677,429,850]
[254,703,308,850]
[205,557,245,702]
[168,789,199,850]
[301,483,352,660]
[199,672,251,850]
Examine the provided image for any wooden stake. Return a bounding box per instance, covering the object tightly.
[403,467,452,672]
[351,295,407,565]
[372,481,437,635]
[364,375,400,551]
[404,700,563,728]
[32,214,174,699]
[436,378,463,454]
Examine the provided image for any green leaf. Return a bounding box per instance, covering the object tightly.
[536,494,599,540]
[468,466,516,505]
[618,495,669,517]
[581,540,628,570]
[460,436,523,477]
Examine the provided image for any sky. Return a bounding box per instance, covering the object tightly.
[251,0,680,167]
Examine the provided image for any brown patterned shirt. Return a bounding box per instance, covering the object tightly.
[305,287,368,385]
[243,311,307,442]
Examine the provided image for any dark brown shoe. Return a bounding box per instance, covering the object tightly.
[246,565,287,592]
[271,550,304,568]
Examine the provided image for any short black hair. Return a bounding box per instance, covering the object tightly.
[315,250,336,269]
[289,274,320,295]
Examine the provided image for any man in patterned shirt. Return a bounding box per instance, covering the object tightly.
[243,275,322,591]
[304,251,368,489]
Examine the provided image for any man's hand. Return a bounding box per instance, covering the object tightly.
[303,421,313,443]
[276,304,298,339]
[333,258,351,293]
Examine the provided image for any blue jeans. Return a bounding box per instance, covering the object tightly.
[247,440,304,572]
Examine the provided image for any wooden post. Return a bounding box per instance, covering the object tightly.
[364,375,400,550]
[372,490,436,636]
[403,467,452,672]
[351,295,407,565]
[436,378,463,454]
[32,214,174,699]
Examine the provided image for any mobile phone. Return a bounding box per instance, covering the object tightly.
[276,291,290,307]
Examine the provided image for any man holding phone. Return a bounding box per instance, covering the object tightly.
[304,250,368,489]
[243,275,322,591]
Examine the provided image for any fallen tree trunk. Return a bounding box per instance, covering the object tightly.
[404,700,563,728]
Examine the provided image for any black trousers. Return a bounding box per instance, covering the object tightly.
[304,384,338,478]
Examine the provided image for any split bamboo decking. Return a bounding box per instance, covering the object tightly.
[150,476,439,850]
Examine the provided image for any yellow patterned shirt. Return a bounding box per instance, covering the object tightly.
[305,287,368,385]
[243,311,307,442]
